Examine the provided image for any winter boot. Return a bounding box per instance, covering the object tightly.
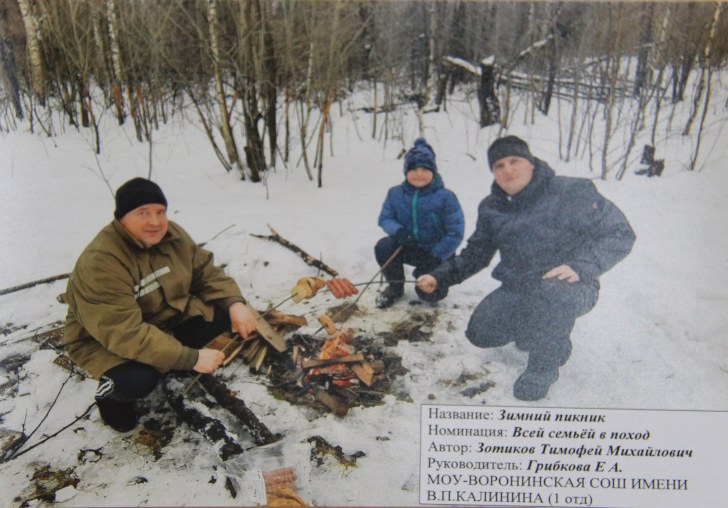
[376,285,404,309]
[96,398,139,432]
[512,365,559,402]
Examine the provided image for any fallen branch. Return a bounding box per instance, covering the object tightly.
[197,374,281,446]
[0,274,70,297]
[1,402,95,464]
[164,374,244,461]
[250,225,339,277]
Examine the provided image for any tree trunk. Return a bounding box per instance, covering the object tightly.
[478,58,500,128]
[416,1,437,138]
[239,0,264,182]
[565,60,582,162]
[633,3,654,96]
[17,0,45,106]
[683,2,722,137]
[90,1,109,91]
[690,68,713,171]
[601,5,622,180]
[106,0,124,124]
[260,0,277,168]
[0,5,23,119]
[539,43,558,115]
[210,0,246,179]
[372,78,377,139]
[128,83,143,142]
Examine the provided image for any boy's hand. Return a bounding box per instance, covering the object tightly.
[416,275,438,293]
[394,228,417,247]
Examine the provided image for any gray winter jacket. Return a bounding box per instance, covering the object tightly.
[431,159,636,291]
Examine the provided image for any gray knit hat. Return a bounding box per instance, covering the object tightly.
[487,136,535,170]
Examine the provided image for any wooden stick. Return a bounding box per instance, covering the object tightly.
[243,339,261,362]
[252,344,269,372]
[303,353,365,370]
[312,246,404,337]
[250,224,339,276]
[0,274,71,297]
[222,342,245,366]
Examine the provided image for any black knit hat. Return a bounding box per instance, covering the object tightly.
[487,136,535,170]
[114,178,167,220]
[404,138,438,175]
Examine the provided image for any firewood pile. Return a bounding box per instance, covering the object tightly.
[234,308,410,417]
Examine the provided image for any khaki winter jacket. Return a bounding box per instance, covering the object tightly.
[64,220,245,380]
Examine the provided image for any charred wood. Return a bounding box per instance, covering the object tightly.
[197,374,280,446]
[163,375,244,461]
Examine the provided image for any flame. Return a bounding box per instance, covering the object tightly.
[308,328,357,384]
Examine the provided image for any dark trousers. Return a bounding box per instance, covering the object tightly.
[95,307,232,403]
[375,236,448,302]
[465,279,598,370]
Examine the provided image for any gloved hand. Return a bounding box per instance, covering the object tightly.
[394,228,417,248]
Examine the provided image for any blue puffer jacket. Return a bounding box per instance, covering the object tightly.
[378,175,465,260]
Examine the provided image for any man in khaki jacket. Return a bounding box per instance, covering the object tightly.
[64,178,258,432]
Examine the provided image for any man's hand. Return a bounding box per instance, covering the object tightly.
[416,275,438,293]
[194,348,225,373]
[229,302,258,340]
[543,264,580,283]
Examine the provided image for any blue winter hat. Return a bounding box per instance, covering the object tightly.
[404,138,437,175]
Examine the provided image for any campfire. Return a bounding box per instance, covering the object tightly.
[229,305,409,417]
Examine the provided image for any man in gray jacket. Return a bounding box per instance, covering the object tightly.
[418,136,636,401]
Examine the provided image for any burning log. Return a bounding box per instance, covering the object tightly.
[302,354,365,370]
[305,328,360,387]
[350,360,384,387]
[350,362,376,387]
[197,374,280,446]
[163,375,243,461]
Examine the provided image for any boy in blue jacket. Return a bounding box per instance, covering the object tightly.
[375,138,465,308]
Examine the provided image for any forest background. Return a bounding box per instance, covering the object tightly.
[1,0,726,185]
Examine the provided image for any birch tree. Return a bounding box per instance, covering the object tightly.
[16,0,44,105]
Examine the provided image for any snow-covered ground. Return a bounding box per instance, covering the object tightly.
[1,81,727,507]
